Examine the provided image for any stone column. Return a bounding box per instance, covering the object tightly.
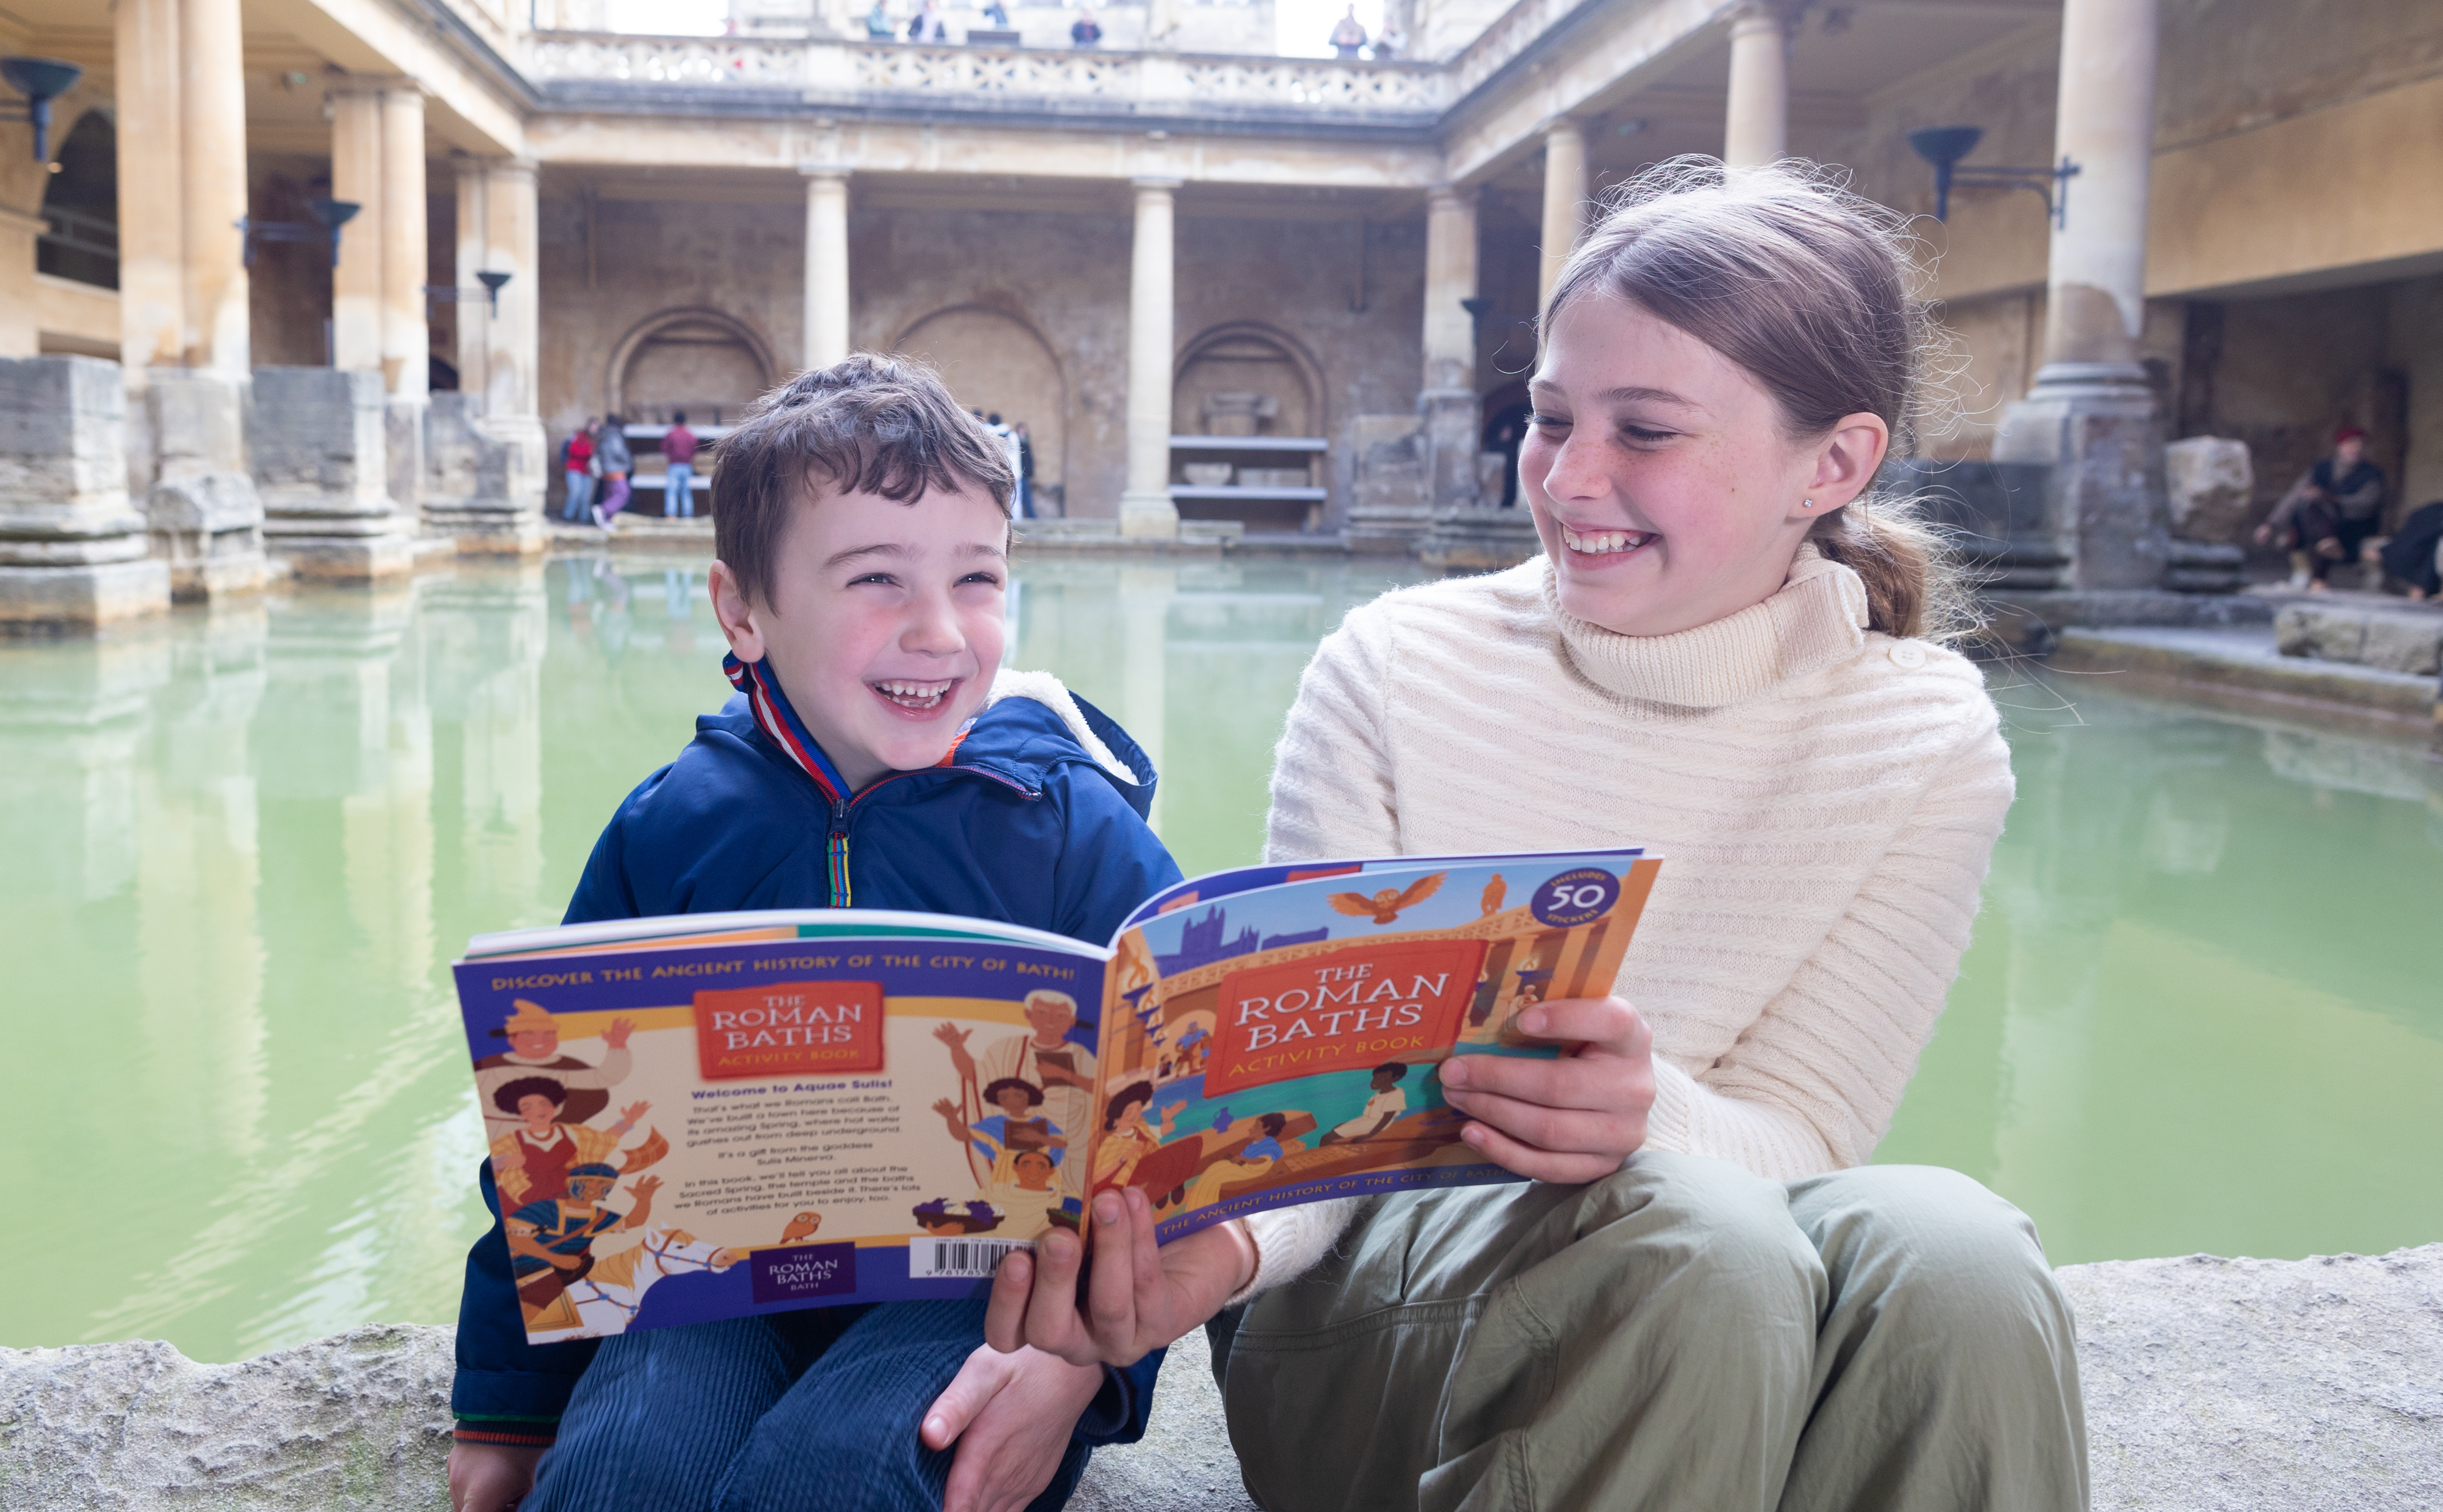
[1537,120,1587,310]
[328,87,385,376]
[117,0,267,602]
[379,86,429,511]
[1118,178,1180,539]
[180,0,250,376]
[1992,0,2171,594]
[802,168,851,371]
[1419,186,1482,512]
[1723,2,1790,169]
[0,357,171,628]
[115,0,183,376]
[426,161,544,555]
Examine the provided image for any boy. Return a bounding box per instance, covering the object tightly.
[448,354,1182,1512]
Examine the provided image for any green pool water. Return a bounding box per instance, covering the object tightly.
[3,553,2438,1363]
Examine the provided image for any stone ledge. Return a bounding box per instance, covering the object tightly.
[4,1244,2436,1510]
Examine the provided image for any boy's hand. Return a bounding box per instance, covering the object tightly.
[984,1189,1251,1367]
[448,1439,546,1512]
[1433,996,1654,1183]
[921,1344,1104,1512]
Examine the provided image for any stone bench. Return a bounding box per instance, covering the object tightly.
[4,1245,2436,1510]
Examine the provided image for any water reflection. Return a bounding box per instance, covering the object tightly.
[5,560,2436,1358]
[1877,675,2443,1265]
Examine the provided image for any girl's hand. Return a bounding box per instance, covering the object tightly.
[921,1344,1105,1512]
[1434,996,1654,1183]
[984,1190,1251,1367]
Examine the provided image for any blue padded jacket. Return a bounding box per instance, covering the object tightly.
[451,656,1185,1447]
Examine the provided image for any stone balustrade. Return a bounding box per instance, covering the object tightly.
[525,31,1449,123]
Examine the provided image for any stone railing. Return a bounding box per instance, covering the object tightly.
[1441,0,1604,103]
[523,31,1451,122]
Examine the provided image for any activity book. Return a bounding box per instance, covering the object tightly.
[452,847,1660,1344]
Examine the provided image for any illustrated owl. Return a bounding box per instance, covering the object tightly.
[1326,872,1447,925]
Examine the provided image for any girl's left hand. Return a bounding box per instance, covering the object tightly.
[1433,996,1655,1183]
[922,1343,1105,1512]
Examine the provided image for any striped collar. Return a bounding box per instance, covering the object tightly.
[725,653,853,804]
[723,653,980,805]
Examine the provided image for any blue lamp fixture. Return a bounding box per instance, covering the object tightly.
[0,56,83,162]
[1906,126,2081,231]
[239,195,362,268]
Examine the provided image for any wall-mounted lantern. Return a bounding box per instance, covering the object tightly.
[1906,126,2080,231]
[423,270,514,316]
[240,195,360,268]
[0,56,83,163]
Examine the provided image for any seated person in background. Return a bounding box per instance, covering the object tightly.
[2257,426,2387,592]
[2378,499,2443,601]
[447,352,1182,1512]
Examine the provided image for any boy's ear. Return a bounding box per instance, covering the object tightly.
[708,561,768,663]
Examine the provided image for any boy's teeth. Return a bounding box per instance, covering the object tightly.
[1561,525,1654,555]
[874,679,952,708]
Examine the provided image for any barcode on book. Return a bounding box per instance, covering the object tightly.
[909,1238,1028,1279]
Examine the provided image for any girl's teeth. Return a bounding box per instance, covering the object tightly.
[1562,526,1651,555]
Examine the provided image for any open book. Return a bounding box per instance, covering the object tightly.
[454,847,1659,1343]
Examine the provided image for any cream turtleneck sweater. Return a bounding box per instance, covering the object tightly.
[1232,548,2014,1297]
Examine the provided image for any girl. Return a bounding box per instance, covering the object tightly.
[988,160,2085,1512]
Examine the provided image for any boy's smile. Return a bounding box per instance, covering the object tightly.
[711,481,1009,793]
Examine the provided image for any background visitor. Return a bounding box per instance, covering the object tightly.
[1070,8,1102,46]
[559,421,596,524]
[2256,425,2386,592]
[662,412,700,521]
[592,417,632,531]
[1014,420,1037,518]
[908,0,947,41]
[864,0,894,37]
[1329,5,1367,58]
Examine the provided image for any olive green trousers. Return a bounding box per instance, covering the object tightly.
[1212,1152,2086,1512]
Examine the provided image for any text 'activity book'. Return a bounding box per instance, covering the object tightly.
[452,848,1659,1343]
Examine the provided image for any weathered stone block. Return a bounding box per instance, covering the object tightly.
[2276,602,2443,674]
[128,368,268,605]
[2163,435,2255,544]
[422,395,547,557]
[1992,371,2173,593]
[1417,505,1542,573]
[1345,412,1429,553]
[251,367,393,520]
[0,357,170,628]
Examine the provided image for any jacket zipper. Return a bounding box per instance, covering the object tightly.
[822,767,1036,910]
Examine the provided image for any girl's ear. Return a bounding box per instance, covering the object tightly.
[1796,412,1892,519]
[708,560,767,663]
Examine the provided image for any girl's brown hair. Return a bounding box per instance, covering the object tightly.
[1542,158,1969,640]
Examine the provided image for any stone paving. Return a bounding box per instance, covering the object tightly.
[4,1244,2437,1511]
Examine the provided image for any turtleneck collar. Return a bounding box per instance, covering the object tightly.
[1541,543,1871,709]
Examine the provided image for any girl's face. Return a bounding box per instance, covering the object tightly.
[1520,294,1888,638]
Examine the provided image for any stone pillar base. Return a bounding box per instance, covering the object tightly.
[147,472,270,603]
[267,532,418,584]
[1118,490,1180,539]
[424,504,548,557]
[385,397,427,514]
[1417,506,1544,573]
[0,557,173,630]
[1345,414,1432,554]
[1419,387,1482,514]
[1992,363,2173,594]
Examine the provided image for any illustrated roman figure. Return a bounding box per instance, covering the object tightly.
[934,989,1097,1196]
[486,1076,653,1209]
[1319,1063,1410,1145]
[473,999,637,1140]
[504,1164,664,1316]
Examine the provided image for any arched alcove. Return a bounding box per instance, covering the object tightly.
[1172,322,1325,439]
[38,110,117,290]
[604,308,776,424]
[893,305,1068,488]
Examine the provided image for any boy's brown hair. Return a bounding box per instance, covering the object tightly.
[711,352,1014,607]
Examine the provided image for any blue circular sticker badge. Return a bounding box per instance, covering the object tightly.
[1530,867,1621,928]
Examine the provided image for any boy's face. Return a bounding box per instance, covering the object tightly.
[713,481,1008,792]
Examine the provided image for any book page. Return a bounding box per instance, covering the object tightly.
[1089,851,1659,1242]
[453,925,1111,1344]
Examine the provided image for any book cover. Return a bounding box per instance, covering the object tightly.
[451,848,1656,1344]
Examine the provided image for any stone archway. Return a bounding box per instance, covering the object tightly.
[893,305,1068,491]
[39,110,117,290]
[1172,322,1325,440]
[604,308,776,424]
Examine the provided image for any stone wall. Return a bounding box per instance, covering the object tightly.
[4,1244,2438,1510]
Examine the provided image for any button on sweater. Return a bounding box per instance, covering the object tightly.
[1234,547,2015,1296]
